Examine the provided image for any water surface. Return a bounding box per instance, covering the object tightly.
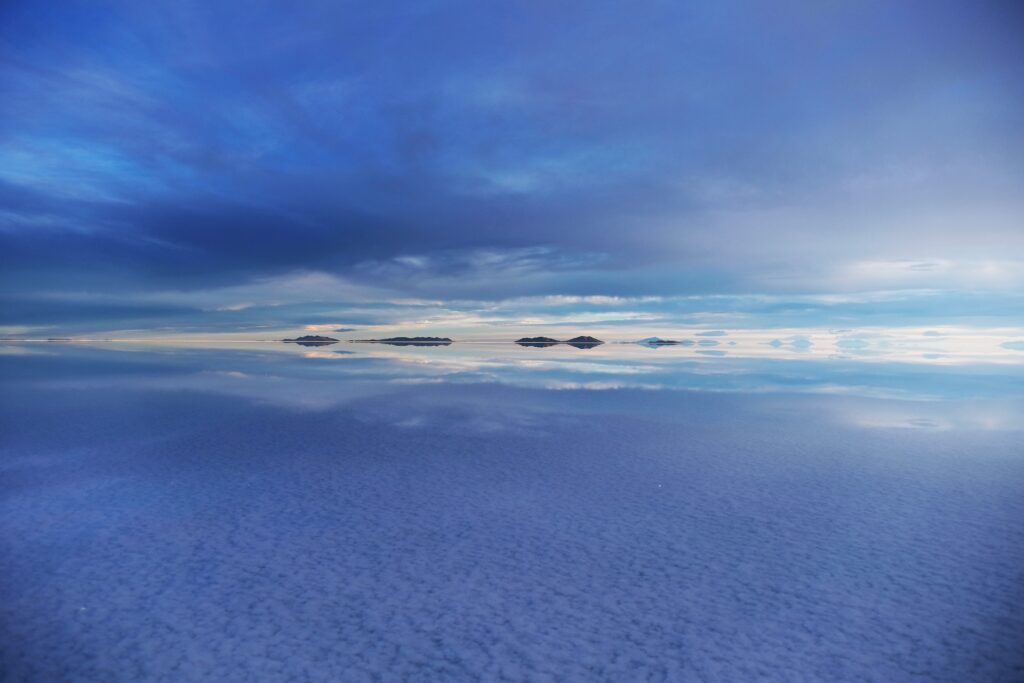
[2,342,1023,681]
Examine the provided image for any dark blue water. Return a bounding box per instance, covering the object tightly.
[2,343,1023,681]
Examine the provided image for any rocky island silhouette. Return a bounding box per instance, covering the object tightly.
[282,335,339,347]
[351,337,453,346]
[516,336,604,348]
[636,337,681,347]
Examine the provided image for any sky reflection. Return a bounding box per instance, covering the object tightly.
[3,339,1023,682]
[4,339,1022,415]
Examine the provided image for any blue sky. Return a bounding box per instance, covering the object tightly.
[1,0,1022,338]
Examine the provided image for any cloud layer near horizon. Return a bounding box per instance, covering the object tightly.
[1,1,1022,335]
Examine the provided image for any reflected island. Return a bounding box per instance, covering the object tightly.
[282,335,339,347]
[516,336,604,348]
[351,337,453,346]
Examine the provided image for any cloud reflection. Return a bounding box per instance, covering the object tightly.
[6,337,1022,419]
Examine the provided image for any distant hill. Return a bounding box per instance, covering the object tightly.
[282,335,339,346]
[566,336,603,344]
[351,336,452,346]
[637,337,681,346]
[516,335,604,348]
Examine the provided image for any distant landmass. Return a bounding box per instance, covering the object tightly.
[565,336,603,348]
[351,336,453,346]
[637,337,682,347]
[516,335,604,348]
[516,336,560,347]
[282,335,339,347]
[634,337,700,347]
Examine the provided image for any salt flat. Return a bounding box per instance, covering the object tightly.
[1,344,1022,682]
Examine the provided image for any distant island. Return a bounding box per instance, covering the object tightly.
[282,335,339,347]
[516,336,560,347]
[636,337,682,347]
[631,337,705,347]
[351,336,453,346]
[516,335,604,348]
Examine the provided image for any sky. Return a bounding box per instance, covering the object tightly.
[1,0,1022,339]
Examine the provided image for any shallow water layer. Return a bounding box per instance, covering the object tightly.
[2,343,1023,682]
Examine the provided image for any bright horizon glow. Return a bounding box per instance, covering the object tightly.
[5,323,1024,367]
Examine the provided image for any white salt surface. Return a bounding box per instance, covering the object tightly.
[1,348,1023,681]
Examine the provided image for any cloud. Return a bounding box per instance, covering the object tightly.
[1,0,1021,331]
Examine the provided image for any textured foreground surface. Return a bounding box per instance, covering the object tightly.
[2,345,1023,681]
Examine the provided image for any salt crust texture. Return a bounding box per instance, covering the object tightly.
[2,381,1023,682]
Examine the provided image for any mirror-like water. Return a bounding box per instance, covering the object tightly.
[2,342,1022,681]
